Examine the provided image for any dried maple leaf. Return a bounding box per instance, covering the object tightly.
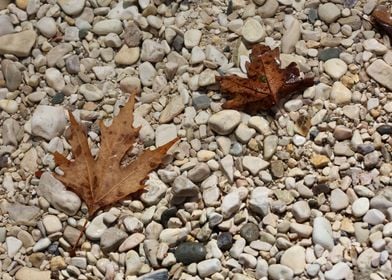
[372,5,392,39]
[53,93,177,216]
[217,44,314,113]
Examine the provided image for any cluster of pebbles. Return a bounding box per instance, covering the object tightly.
[1,0,392,279]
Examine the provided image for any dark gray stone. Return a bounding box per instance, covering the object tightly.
[160,207,177,228]
[318,48,341,61]
[376,125,392,135]
[240,223,260,243]
[308,8,318,23]
[357,144,375,155]
[137,269,169,280]
[217,232,233,251]
[192,95,210,110]
[174,242,206,265]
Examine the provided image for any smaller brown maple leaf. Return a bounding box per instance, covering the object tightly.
[217,44,314,113]
[53,93,178,217]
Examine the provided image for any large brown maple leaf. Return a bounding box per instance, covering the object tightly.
[53,93,177,216]
[217,45,314,113]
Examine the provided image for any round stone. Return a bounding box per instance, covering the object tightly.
[208,110,241,135]
[217,232,233,251]
[351,198,368,217]
[242,18,266,43]
[79,84,104,101]
[324,58,347,79]
[42,215,62,234]
[376,125,392,135]
[36,17,57,38]
[318,3,341,23]
[240,223,260,243]
[174,242,207,265]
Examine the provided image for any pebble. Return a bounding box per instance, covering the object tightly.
[0,101,17,120]
[330,189,349,211]
[155,124,177,147]
[118,233,145,252]
[292,201,310,222]
[0,15,13,36]
[6,236,23,258]
[57,0,85,15]
[268,264,294,280]
[376,125,392,136]
[15,268,51,280]
[42,215,62,234]
[330,82,352,105]
[366,59,392,91]
[352,197,370,217]
[45,68,64,91]
[114,46,140,65]
[79,84,104,101]
[37,172,81,215]
[100,227,127,253]
[318,3,341,23]
[208,110,241,135]
[93,19,123,35]
[280,245,306,275]
[197,258,222,277]
[0,30,37,57]
[184,29,202,48]
[240,223,260,243]
[363,209,385,225]
[36,17,57,38]
[139,62,157,86]
[141,39,165,63]
[249,187,270,217]
[324,59,347,79]
[217,232,233,251]
[242,18,266,43]
[264,135,278,160]
[313,217,334,250]
[242,156,269,175]
[86,214,107,240]
[160,95,185,123]
[324,262,353,280]
[363,38,388,55]
[281,17,300,54]
[159,228,188,246]
[175,242,207,265]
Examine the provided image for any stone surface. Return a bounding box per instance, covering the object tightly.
[366,59,392,90]
[175,242,206,265]
[0,30,37,57]
[313,217,334,250]
[208,110,241,135]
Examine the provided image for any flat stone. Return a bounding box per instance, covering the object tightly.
[363,38,388,55]
[118,233,145,252]
[184,29,202,48]
[45,68,65,91]
[15,267,51,280]
[6,236,22,258]
[318,3,341,23]
[324,58,347,79]
[172,175,199,198]
[268,264,294,280]
[292,200,310,222]
[208,110,241,135]
[0,30,36,57]
[86,214,107,240]
[36,17,57,38]
[100,227,127,253]
[93,19,123,35]
[137,269,169,280]
[46,43,73,67]
[79,84,104,101]
[175,242,206,265]
[155,124,177,147]
[281,17,300,54]
[330,82,352,105]
[325,262,353,280]
[124,21,142,47]
[242,156,269,176]
[58,0,85,16]
[197,258,222,277]
[242,18,266,43]
[141,39,165,62]
[159,95,185,123]
[264,135,278,160]
[139,62,157,86]
[249,187,270,217]
[0,15,13,36]
[31,106,67,140]
[221,191,241,218]
[159,228,188,246]
[313,217,334,250]
[363,209,385,225]
[7,203,40,226]
[280,246,306,275]
[42,215,62,234]
[2,60,22,91]
[114,46,140,65]
[240,223,260,243]
[366,59,392,91]
[37,172,81,216]
[330,189,349,211]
